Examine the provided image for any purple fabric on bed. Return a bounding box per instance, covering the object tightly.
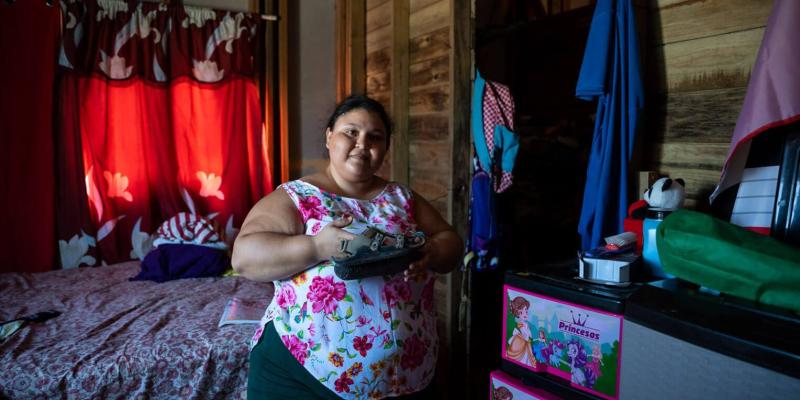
[0,261,274,399]
[132,243,230,282]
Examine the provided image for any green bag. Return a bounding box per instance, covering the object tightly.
[656,209,800,313]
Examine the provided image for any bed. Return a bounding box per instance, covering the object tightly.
[0,261,274,399]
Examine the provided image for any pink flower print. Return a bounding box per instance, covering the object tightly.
[281,335,308,365]
[384,277,412,307]
[357,203,370,219]
[359,286,374,306]
[103,171,133,202]
[422,279,435,311]
[298,196,326,221]
[196,171,225,200]
[334,371,353,393]
[357,315,372,327]
[353,335,373,357]
[387,214,409,231]
[251,326,264,344]
[370,325,387,338]
[403,198,415,217]
[394,280,412,302]
[400,335,426,370]
[382,310,391,322]
[383,285,397,308]
[310,221,323,235]
[381,334,393,348]
[276,285,297,309]
[307,275,347,314]
[308,323,316,337]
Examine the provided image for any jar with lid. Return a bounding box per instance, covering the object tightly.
[642,208,673,279]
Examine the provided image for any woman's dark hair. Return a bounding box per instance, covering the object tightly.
[326,94,393,148]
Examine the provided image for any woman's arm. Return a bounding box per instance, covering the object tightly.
[405,190,464,279]
[231,188,354,282]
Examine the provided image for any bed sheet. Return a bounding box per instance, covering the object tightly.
[0,261,273,399]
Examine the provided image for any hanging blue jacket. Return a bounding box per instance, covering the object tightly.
[575,0,644,250]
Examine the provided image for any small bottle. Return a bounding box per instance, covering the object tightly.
[642,208,673,279]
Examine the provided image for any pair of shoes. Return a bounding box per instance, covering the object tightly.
[332,227,426,280]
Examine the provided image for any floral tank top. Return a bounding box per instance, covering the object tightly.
[251,180,438,399]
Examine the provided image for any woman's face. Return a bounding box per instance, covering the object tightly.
[326,108,388,182]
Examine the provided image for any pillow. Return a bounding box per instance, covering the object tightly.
[130,244,230,283]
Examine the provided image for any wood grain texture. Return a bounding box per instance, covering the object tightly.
[367,9,392,52]
[410,27,450,65]
[411,0,441,13]
[648,87,745,143]
[409,112,449,141]
[367,69,389,93]
[410,0,449,38]
[409,83,450,113]
[391,0,410,185]
[410,54,449,88]
[366,47,391,75]
[367,0,389,11]
[649,0,772,45]
[350,0,366,96]
[651,142,728,171]
[366,0,391,32]
[652,27,764,93]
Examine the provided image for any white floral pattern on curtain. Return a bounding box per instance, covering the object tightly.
[55,0,272,268]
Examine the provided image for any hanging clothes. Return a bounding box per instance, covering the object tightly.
[710,0,800,203]
[575,0,644,251]
[471,71,519,193]
[464,72,518,271]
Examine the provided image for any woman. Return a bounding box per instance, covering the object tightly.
[506,296,536,368]
[233,95,463,399]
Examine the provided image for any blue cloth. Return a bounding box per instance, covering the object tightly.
[471,71,519,178]
[131,244,230,282]
[575,0,644,250]
[471,72,492,173]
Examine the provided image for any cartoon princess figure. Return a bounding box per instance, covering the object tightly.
[586,343,604,380]
[506,296,536,367]
[492,384,513,400]
[532,328,548,364]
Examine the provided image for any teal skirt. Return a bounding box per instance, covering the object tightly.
[248,322,436,399]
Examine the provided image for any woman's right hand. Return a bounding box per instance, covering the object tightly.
[311,216,356,261]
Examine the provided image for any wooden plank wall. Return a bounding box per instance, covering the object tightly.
[367,0,456,393]
[367,1,452,220]
[644,0,773,208]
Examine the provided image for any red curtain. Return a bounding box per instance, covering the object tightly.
[56,1,272,268]
[0,1,61,273]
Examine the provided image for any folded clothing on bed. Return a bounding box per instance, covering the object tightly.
[153,212,228,250]
[131,244,230,282]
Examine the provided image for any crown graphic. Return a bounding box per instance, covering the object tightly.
[570,310,589,326]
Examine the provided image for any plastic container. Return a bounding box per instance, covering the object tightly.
[642,208,673,278]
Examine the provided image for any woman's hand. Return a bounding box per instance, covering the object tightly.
[404,242,438,282]
[311,216,356,262]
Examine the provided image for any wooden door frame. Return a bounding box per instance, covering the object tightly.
[335,0,366,102]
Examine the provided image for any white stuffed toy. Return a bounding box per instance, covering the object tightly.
[644,177,686,210]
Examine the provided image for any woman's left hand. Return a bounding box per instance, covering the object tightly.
[404,243,436,282]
